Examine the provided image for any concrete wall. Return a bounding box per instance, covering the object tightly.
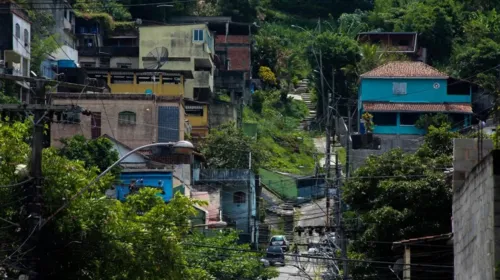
[452,138,494,191]
[139,24,214,99]
[208,102,237,129]
[350,134,423,171]
[452,150,500,280]
[51,95,184,149]
[360,78,471,103]
[110,57,139,68]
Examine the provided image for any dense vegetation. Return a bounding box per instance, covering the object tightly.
[0,120,277,279]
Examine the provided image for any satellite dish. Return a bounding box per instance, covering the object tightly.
[393,258,404,274]
[143,47,168,70]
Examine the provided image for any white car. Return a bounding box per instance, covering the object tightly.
[269,235,289,252]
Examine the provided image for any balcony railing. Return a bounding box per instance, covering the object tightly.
[77,46,139,57]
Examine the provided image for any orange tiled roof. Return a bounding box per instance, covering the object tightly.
[360,61,449,78]
[363,102,472,113]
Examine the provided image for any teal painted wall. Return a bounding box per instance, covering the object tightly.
[369,112,471,135]
[360,78,471,103]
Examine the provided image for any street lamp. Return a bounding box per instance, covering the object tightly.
[41,140,195,228]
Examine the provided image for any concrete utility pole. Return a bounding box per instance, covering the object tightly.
[0,74,103,279]
[318,18,331,230]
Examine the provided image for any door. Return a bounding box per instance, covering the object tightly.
[91,112,101,139]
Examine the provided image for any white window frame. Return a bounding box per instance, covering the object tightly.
[193,29,204,43]
[392,82,407,95]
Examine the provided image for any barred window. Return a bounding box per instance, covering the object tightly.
[118,111,136,125]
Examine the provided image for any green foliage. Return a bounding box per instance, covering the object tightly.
[58,135,120,175]
[74,0,131,21]
[75,11,117,31]
[245,90,316,175]
[21,5,59,75]
[258,66,277,86]
[185,230,279,280]
[253,23,311,87]
[0,119,270,279]
[200,122,263,173]
[361,112,374,132]
[415,113,452,131]
[344,124,455,278]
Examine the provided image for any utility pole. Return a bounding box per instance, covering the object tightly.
[342,102,351,280]
[318,17,331,230]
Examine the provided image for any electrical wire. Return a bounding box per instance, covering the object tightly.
[0,178,34,189]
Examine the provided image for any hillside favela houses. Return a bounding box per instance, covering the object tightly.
[351,61,474,170]
[357,32,427,62]
[0,1,31,100]
[139,23,214,141]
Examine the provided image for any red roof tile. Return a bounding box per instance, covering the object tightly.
[393,233,453,245]
[360,61,449,78]
[363,102,472,113]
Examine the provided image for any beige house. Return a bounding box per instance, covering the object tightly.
[50,93,190,149]
[139,24,214,101]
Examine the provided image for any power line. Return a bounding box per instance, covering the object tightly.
[0,178,34,189]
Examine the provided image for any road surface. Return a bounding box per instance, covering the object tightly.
[272,253,325,279]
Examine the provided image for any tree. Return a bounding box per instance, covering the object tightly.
[200,122,263,173]
[414,113,451,131]
[307,32,360,119]
[185,230,279,280]
[0,119,222,279]
[58,135,120,175]
[73,0,132,21]
[395,0,462,64]
[343,124,455,278]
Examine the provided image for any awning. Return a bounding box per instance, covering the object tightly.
[363,102,472,113]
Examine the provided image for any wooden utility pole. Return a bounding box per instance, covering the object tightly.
[0,74,103,279]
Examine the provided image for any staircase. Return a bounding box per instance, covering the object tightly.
[294,79,316,130]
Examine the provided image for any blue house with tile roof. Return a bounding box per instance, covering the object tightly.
[358,61,473,135]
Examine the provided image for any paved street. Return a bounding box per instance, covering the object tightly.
[272,254,325,279]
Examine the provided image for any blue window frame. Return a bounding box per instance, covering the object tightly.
[193,29,204,42]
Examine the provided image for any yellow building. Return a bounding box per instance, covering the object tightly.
[85,68,193,97]
[139,24,214,99]
[139,24,214,140]
[185,100,209,140]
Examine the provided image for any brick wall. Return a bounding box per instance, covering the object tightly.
[215,35,250,44]
[452,149,500,280]
[228,47,250,71]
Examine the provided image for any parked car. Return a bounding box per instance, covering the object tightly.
[266,245,285,266]
[269,235,289,252]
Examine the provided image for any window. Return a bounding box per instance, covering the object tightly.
[137,74,159,84]
[393,82,407,95]
[185,105,204,116]
[24,29,29,46]
[233,191,246,204]
[449,113,464,125]
[118,111,136,125]
[117,63,132,69]
[398,39,409,46]
[193,29,204,42]
[110,74,133,84]
[400,113,420,125]
[15,23,20,39]
[62,110,80,124]
[81,62,96,68]
[372,113,397,126]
